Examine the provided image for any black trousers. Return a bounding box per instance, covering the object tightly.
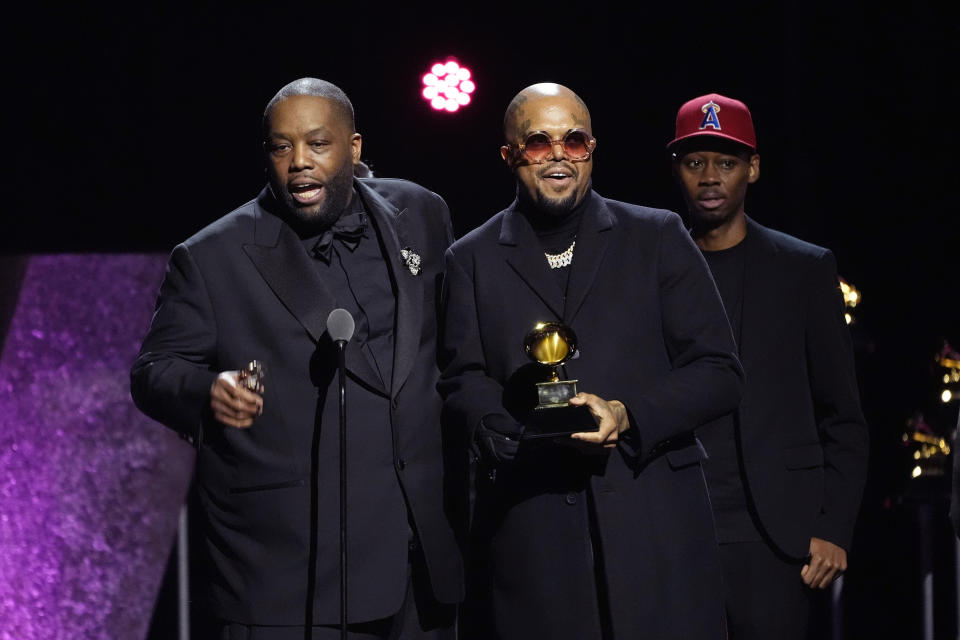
[218,560,455,640]
[719,541,811,640]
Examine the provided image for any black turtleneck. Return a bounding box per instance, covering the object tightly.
[518,188,593,290]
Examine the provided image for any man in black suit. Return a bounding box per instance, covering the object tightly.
[131,78,462,639]
[668,93,869,639]
[438,83,743,639]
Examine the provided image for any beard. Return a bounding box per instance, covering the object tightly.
[535,189,579,217]
[684,197,740,236]
[271,161,355,232]
[686,208,728,233]
[517,182,580,218]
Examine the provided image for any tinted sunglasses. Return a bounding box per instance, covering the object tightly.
[505,129,597,164]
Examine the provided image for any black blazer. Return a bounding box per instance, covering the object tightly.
[131,178,463,625]
[439,192,743,640]
[728,217,869,558]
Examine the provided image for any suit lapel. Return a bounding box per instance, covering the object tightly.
[499,203,565,320]
[356,180,423,397]
[564,195,614,324]
[738,216,778,378]
[243,188,385,393]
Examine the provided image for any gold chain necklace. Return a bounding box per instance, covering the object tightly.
[545,240,576,269]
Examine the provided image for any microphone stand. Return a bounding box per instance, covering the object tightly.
[336,337,348,640]
[326,307,354,640]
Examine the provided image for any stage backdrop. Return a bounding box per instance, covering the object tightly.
[0,254,194,640]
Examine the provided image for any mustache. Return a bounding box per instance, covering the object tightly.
[537,162,578,179]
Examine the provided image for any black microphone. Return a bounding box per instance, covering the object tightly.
[327,308,355,345]
[326,307,354,640]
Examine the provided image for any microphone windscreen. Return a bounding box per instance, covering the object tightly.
[326,308,355,343]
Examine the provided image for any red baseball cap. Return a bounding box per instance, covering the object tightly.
[667,93,756,152]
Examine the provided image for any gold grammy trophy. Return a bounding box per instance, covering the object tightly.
[522,322,597,439]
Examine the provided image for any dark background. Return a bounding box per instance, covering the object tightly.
[4,3,957,637]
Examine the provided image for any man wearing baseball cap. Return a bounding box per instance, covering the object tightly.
[668,94,869,639]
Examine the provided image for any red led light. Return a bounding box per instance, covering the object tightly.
[421,59,474,113]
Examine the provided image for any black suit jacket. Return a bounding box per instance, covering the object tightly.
[131,178,463,625]
[727,217,869,558]
[439,192,743,639]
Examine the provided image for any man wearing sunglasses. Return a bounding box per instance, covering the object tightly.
[439,83,742,639]
[668,93,868,639]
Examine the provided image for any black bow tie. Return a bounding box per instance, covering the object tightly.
[312,211,368,262]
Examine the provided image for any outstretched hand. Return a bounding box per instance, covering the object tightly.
[210,371,263,428]
[568,393,629,448]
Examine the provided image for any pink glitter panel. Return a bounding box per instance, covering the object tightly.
[0,255,195,640]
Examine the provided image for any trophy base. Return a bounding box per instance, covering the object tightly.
[536,378,578,406]
[522,404,597,440]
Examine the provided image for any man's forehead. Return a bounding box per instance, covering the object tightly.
[267,95,347,131]
[513,97,590,132]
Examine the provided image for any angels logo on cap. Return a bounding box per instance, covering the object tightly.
[699,100,722,131]
[668,93,756,152]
